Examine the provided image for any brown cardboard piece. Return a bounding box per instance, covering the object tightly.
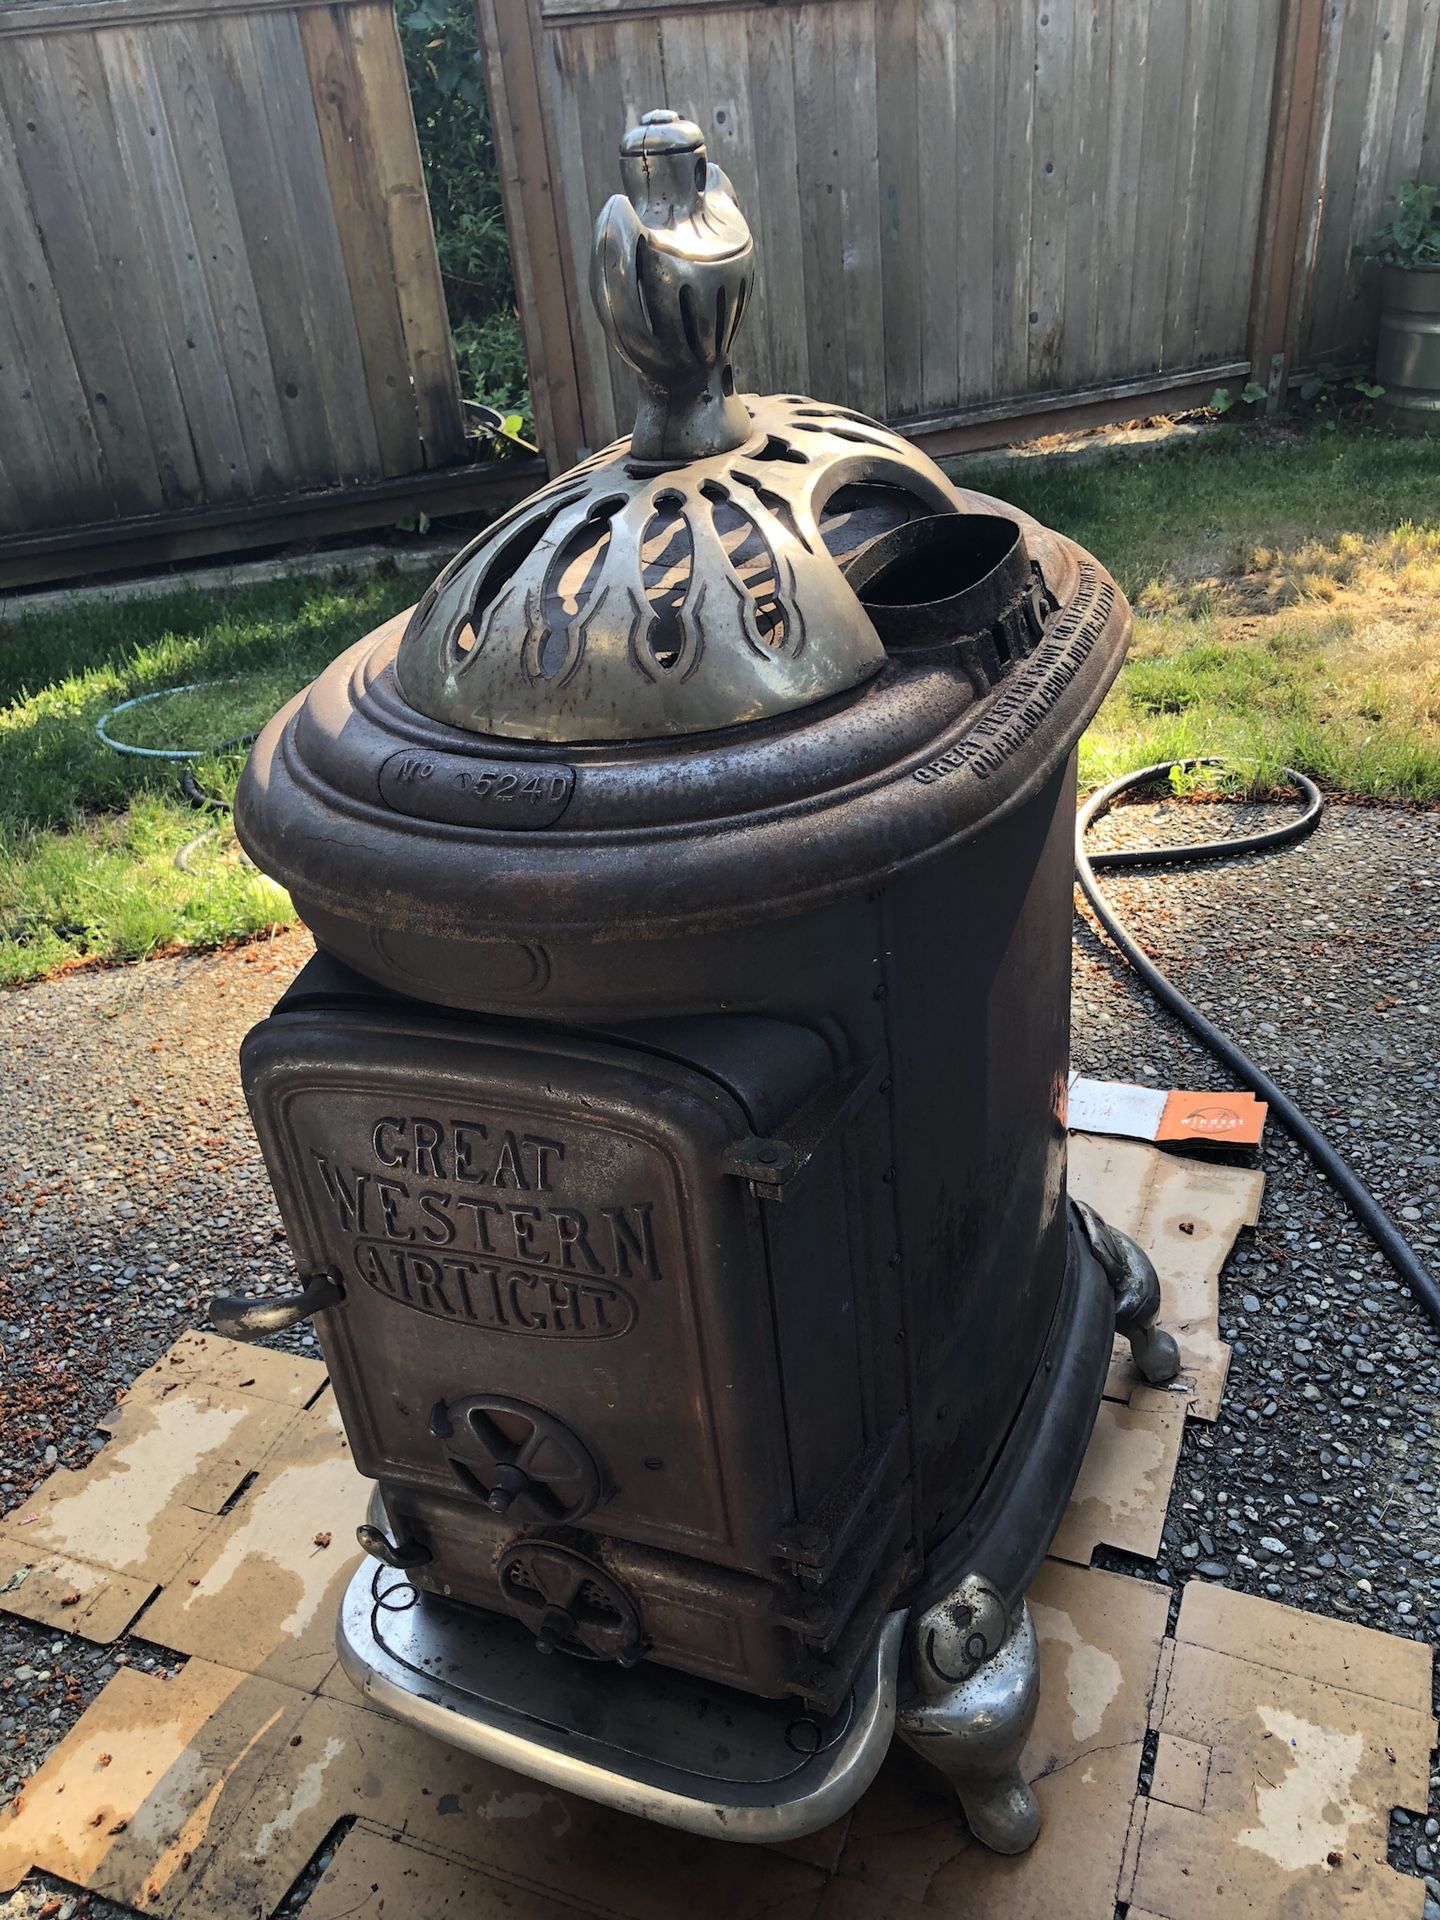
[0,1660,305,1911]
[1150,1732,1211,1813]
[5,1325,1436,1920]
[0,1373,313,1642]
[0,1538,154,1643]
[0,1467,212,1593]
[131,1328,326,1408]
[178,1689,833,1920]
[1126,1586,1437,1920]
[300,1822,617,1919]
[1173,1580,1433,1711]
[5,1546,1435,1920]
[136,1400,370,1692]
[1069,1132,1261,1422]
[1049,1388,1187,1566]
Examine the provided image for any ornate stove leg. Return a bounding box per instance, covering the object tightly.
[1074,1200,1182,1385]
[895,1574,1042,1855]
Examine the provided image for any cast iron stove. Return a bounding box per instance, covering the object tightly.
[212,108,1180,1852]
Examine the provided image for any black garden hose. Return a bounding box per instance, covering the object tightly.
[1076,757,1440,1331]
[180,746,254,816]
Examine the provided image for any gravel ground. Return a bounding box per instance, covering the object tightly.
[1078,796,1440,1904]
[1,799,1438,1916]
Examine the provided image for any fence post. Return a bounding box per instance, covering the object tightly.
[472,0,587,470]
[1247,0,1327,413]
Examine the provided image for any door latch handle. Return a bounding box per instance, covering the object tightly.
[356,1523,432,1570]
[208,1269,344,1343]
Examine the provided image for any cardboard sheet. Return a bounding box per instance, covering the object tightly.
[0,1540,155,1644]
[1070,1133,1263,1421]
[3,1316,1433,1920]
[0,1369,316,1643]
[0,1660,306,1911]
[1127,1586,1436,1919]
[4,1546,1432,1920]
[133,1328,327,1408]
[301,1824,615,1919]
[136,1401,370,1691]
[1049,1388,1187,1566]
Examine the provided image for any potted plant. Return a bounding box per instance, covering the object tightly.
[1359,180,1440,434]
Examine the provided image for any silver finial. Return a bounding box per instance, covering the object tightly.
[590,109,755,464]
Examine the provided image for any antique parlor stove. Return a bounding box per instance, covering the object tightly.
[213,111,1178,1853]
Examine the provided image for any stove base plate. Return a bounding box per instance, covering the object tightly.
[336,1562,904,1842]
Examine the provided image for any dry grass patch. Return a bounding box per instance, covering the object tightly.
[971,427,1440,800]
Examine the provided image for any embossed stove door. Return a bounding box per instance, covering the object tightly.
[241,1007,795,1573]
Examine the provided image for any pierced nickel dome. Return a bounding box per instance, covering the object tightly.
[394,108,961,744]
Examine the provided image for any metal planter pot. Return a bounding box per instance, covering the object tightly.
[1377,261,1440,435]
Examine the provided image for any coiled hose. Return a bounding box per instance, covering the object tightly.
[1076,757,1440,1331]
[96,681,257,872]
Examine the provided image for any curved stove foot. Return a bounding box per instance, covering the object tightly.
[1074,1199,1182,1385]
[896,1574,1042,1856]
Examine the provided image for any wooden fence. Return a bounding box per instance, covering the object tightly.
[3,0,1435,587]
[0,0,534,588]
[480,0,1440,468]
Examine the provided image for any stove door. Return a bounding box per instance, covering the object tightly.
[242,1000,815,1574]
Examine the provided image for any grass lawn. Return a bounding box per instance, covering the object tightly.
[966,422,1440,798]
[0,570,415,986]
[3,421,1438,987]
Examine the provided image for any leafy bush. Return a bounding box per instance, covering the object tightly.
[1358,180,1440,269]
[397,0,532,425]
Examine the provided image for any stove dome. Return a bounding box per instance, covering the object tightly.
[392,108,961,745]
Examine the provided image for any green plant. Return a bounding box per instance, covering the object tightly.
[1295,362,1385,426]
[397,0,532,430]
[1208,381,1269,415]
[1357,180,1440,268]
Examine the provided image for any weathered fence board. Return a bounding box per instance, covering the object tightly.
[1293,0,1440,367]
[0,0,464,557]
[502,0,1291,461]
[6,0,1438,584]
